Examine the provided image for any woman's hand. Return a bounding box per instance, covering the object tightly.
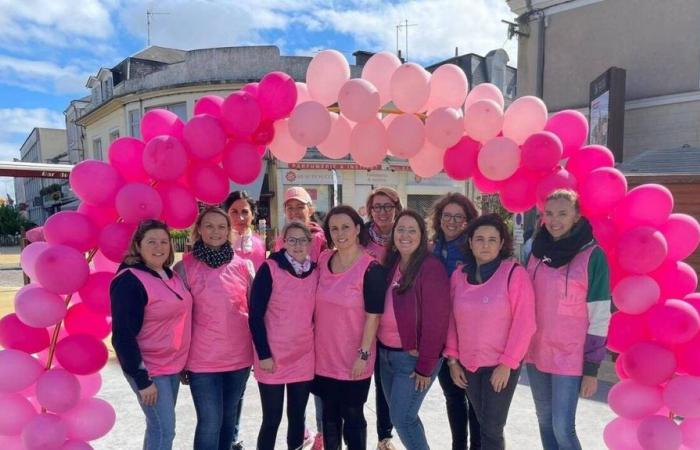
[580,375,598,398]
[490,364,511,393]
[410,372,432,392]
[448,360,468,389]
[259,358,276,373]
[351,358,367,380]
[139,383,158,406]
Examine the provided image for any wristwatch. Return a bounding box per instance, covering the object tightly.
[357,348,371,361]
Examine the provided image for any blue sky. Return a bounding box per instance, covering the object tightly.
[0,0,516,198]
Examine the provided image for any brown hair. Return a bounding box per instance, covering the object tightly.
[463,213,513,260]
[124,219,175,268]
[384,209,429,293]
[365,187,403,218]
[546,189,580,214]
[323,205,370,248]
[429,193,479,241]
[190,206,231,243]
[282,221,312,241]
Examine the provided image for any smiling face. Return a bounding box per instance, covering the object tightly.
[469,225,504,265]
[138,229,171,270]
[440,202,468,241]
[328,213,360,251]
[370,194,397,233]
[284,226,311,263]
[285,199,313,224]
[199,211,230,248]
[543,197,580,241]
[228,199,253,235]
[394,215,421,259]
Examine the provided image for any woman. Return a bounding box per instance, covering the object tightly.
[249,222,318,450]
[174,207,254,450]
[224,190,267,271]
[111,219,193,450]
[445,214,536,450]
[314,205,387,450]
[526,189,611,450]
[379,210,450,450]
[364,187,402,450]
[274,186,328,262]
[429,193,481,450]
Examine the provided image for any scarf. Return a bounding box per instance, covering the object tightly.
[284,250,312,275]
[461,253,503,284]
[531,219,595,268]
[232,230,254,253]
[432,234,467,276]
[368,222,392,247]
[192,239,233,268]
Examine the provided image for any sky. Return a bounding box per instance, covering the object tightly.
[0,0,517,198]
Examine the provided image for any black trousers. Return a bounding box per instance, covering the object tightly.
[465,366,521,450]
[374,353,394,440]
[322,397,367,450]
[257,380,312,450]
[438,362,482,450]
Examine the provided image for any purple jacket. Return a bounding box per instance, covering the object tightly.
[388,254,451,376]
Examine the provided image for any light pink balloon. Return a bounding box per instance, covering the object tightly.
[338,79,380,123]
[77,372,102,399]
[36,369,81,413]
[22,413,67,450]
[78,272,113,316]
[477,137,520,181]
[652,260,698,301]
[318,113,352,159]
[295,82,312,105]
[472,166,503,194]
[613,275,660,314]
[427,64,468,110]
[390,63,430,113]
[608,379,664,420]
[61,440,94,450]
[646,299,700,345]
[220,91,262,137]
[637,415,682,450]
[0,392,36,435]
[77,203,118,230]
[35,245,90,295]
[188,162,230,205]
[258,71,297,121]
[14,286,65,328]
[69,160,124,207]
[142,135,188,181]
[25,226,45,243]
[544,110,589,158]
[183,114,227,160]
[20,241,50,280]
[269,119,307,163]
[108,137,149,182]
[64,304,110,340]
[155,182,199,230]
[193,95,223,117]
[0,314,50,355]
[616,226,668,274]
[222,141,263,185]
[115,183,163,224]
[622,341,677,386]
[660,214,700,261]
[62,397,116,441]
[499,167,539,213]
[502,96,548,145]
[425,107,464,149]
[463,99,503,143]
[44,211,98,253]
[98,222,134,263]
[565,144,615,183]
[663,375,700,417]
[681,418,700,448]
[306,50,350,106]
[604,417,642,450]
[288,101,332,147]
[386,114,425,159]
[409,141,446,178]
[0,349,44,393]
[464,83,504,110]
[350,117,387,168]
[140,109,184,142]
[443,136,480,181]
[613,184,674,231]
[521,131,563,173]
[91,250,119,273]
[55,334,108,375]
[579,167,628,217]
[361,51,402,106]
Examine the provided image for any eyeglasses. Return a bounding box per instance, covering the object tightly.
[371,204,396,213]
[285,237,310,246]
[441,213,467,223]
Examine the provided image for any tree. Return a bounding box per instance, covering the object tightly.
[0,204,34,235]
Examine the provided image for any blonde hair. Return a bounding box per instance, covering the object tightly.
[546,189,580,213]
[190,206,231,243]
[124,219,175,268]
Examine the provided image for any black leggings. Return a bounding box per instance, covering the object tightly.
[257,380,312,450]
[322,397,367,450]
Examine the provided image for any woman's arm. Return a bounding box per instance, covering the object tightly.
[416,258,451,377]
[500,265,537,369]
[351,262,387,379]
[248,262,274,360]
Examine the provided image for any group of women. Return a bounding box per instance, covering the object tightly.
[111,184,611,450]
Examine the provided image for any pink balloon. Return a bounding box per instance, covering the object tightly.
[565,144,615,183]
[193,95,223,117]
[607,312,651,353]
[663,375,700,417]
[361,51,402,106]
[108,137,149,182]
[386,113,425,158]
[391,63,430,113]
[318,113,352,159]
[35,244,90,296]
[608,379,664,420]
[350,117,387,168]
[613,275,660,315]
[91,250,119,273]
[14,286,66,328]
[140,109,184,142]
[647,299,700,345]
[0,392,36,435]
[307,50,350,106]
[502,96,548,145]
[521,131,563,173]
[499,167,539,213]
[0,349,44,393]
[616,356,630,379]
[183,114,227,160]
[660,214,700,261]
[604,417,642,450]
[44,211,98,253]
[20,241,50,280]
[590,216,618,251]
[544,110,589,158]
[77,372,102,398]
[142,135,188,181]
[464,83,504,110]
[55,335,108,375]
[115,183,163,224]
[220,91,261,137]
[0,314,51,355]
[155,182,198,229]
[22,413,67,450]
[62,397,116,441]
[622,341,677,386]
[443,136,480,181]
[78,272,113,316]
[36,369,81,413]
[0,435,24,450]
[614,184,674,231]
[637,415,682,450]
[472,167,503,194]
[258,71,297,121]
[681,418,700,448]
[463,99,503,144]
[654,260,698,303]
[64,304,110,340]
[425,107,464,149]
[242,82,259,98]
[61,440,94,450]
[222,141,263,185]
[288,101,331,147]
[77,203,117,230]
[69,160,124,207]
[427,63,468,110]
[98,222,134,263]
[187,162,229,205]
[409,142,446,178]
[295,82,312,105]
[616,227,668,274]
[477,137,520,181]
[269,119,307,163]
[338,79,380,123]
[25,226,45,243]
[250,120,275,146]
[579,167,627,217]
[535,167,577,208]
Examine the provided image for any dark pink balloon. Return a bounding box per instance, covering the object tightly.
[676,332,700,376]
[194,95,224,117]
[544,110,588,158]
[589,216,618,251]
[659,213,700,261]
[21,413,67,450]
[622,341,677,386]
[36,368,81,413]
[61,440,94,450]
[443,136,480,181]
[521,131,563,173]
[142,135,188,181]
[98,222,135,263]
[35,245,90,295]
[613,184,674,231]
[55,335,108,375]
[607,311,650,353]
[241,82,259,98]
[78,272,114,316]
[44,211,98,253]
[115,183,163,224]
[249,120,275,146]
[108,137,149,182]
[472,167,502,194]
[579,167,627,218]
[222,141,263,185]
[499,167,539,213]
[69,160,124,207]
[646,299,700,345]
[535,167,577,209]
[258,71,297,121]
[565,144,614,183]
[183,114,227,161]
[220,91,261,137]
[651,260,698,300]
[616,226,668,274]
[77,203,118,230]
[156,182,199,230]
[140,109,184,142]
[187,162,229,205]
[64,304,111,340]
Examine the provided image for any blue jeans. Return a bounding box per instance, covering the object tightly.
[189,368,251,450]
[526,364,583,450]
[125,373,180,450]
[379,349,441,450]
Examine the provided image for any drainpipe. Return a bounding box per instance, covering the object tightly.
[536,10,546,99]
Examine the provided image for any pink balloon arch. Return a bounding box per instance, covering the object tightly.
[1,49,699,448]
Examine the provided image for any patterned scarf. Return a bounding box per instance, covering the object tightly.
[368,222,392,247]
[192,239,233,268]
[284,250,312,275]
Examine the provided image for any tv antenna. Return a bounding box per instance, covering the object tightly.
[396,19,417,61]
[147,9,170,46]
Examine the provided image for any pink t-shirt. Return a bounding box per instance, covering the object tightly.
[378,268,402,348]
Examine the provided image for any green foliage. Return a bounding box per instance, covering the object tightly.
[170,229,190,239]
[0,204,33,235]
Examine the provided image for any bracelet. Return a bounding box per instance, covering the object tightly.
[357,348,370,361]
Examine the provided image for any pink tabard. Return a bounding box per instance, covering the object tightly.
[235,233,266,272]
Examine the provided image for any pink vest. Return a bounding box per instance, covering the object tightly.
[236,233,266,271]
[124,268,192,376]
[525,246,595,376]
[274,231,326,262]
[253,261,318,384]
[447,262,536,372]
[378,268,402,348]
[365,239,389,263]
[315,249,376,380]
[183,253,253,372]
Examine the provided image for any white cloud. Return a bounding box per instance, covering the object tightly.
[0,55,90,95]
[0,108,65,161]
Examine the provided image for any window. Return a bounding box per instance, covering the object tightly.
[128,110,141,138]
[92,138,103,160]
[146,102,188,121]
[109,129,120,143]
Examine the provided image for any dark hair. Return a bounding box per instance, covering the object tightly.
[463,213,513,260]
[384,210,429,293]
[124,219,175,267]
[223,191,257,217]
[429,193,478,241]
[323,205,370,248]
